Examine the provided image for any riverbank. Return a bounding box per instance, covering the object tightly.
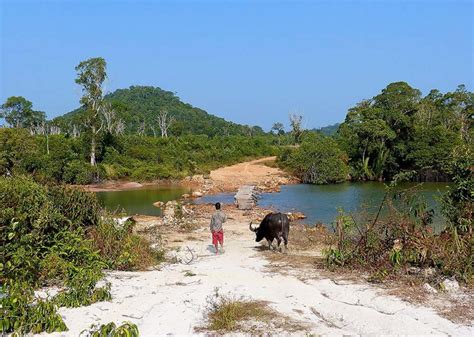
[44,203,473,336]
[181,156,298,195]
[77,157,296,195]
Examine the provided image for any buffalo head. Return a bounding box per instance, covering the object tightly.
[249,221,264,242]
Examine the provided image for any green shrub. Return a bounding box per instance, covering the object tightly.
[0,280,67,334]
[324,175,473,283]
[88,220,164,271]
[63,160,104,184]
[80,322,139,337]
[279,134,349,184]
[0,177,102,285]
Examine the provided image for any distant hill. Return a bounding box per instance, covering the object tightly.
[54,86,264,137]
[313,123,340,136]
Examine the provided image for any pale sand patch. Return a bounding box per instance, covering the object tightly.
[208,156,295,192]
[43,216,473,336]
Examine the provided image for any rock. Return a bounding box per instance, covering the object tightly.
[153,201,164,208]
[191,191,203,198]
[441,278,460,293]
[162,200,180,225]
[422,267,436,278]
[122,182,143,189]
[114,216,136,227]
[287,212,306,221]
[422,283,438,294]
[408,267,421,275]
[181,193,191,199]
[190,175,205,183]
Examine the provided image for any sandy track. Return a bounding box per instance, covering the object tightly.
[48,215,473,336]
[208,156,290,192]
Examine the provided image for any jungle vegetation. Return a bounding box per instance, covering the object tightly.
[279,82,472,185]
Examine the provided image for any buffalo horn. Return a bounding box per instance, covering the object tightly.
[249,221,257,232]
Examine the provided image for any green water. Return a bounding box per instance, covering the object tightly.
[95,185,190,216]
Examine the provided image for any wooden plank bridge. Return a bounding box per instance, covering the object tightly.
[234,185,260,210]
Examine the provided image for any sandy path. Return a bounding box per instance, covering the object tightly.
[48,217,473,336]
[208,156,290,192]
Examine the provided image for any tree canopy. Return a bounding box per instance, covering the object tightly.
[337,82,472,181]
[0,96,45,129]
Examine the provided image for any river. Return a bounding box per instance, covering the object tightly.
[95,182,450,230]
[196,182,450,230]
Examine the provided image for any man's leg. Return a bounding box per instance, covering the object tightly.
[212,232,219,255]
[219,231,224,253]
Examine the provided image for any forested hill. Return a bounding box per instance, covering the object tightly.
[313,123,340,136]
[54,86,264,137]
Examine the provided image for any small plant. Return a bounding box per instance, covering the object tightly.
[201,288,273,332]
[389,248,403,267]
[368,269,389,283]
[324,248,346,267]
[53,268,111,308]
[80,322,139,337]
[0,280,67,335]
[184,270,196,277]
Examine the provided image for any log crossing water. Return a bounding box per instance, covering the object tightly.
[234,185,260,209]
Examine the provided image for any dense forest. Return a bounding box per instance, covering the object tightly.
[0,129,276,184]
[54,85,264,137]
[280,82,473,184]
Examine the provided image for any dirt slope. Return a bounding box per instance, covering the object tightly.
[206,156,294,193]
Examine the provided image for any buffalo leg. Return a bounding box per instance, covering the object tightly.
[283,235,288,253]
[276,237,282,252]
[266,238,273,250]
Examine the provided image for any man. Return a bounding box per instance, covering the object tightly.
[210,202,226,255]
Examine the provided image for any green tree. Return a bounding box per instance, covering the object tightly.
[281,133,349,184]
[1,96,45,129]
[75,57,107,166]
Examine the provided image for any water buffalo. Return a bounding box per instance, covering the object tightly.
[249,212,289,251]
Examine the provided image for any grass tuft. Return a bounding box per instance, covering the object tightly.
[199,288,306,333]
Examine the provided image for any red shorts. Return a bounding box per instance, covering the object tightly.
[212,230,224,245]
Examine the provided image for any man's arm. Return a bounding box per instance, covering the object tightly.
[210,214,215,231]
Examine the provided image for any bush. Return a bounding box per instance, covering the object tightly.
[80,322,139,337]
[0,177,102,284]
[202,290,273,332]
[63,160,105,184]
[0,280,67,334]
[324,175,473,283]
[88,220,164,271]
[279,134,349,184]
[0,176,163,334]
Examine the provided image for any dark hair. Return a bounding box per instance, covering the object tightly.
[215,202,221,210]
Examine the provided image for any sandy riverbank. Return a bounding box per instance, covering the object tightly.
[43,203,473,336]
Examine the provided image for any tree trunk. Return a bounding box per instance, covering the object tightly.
[90,127,96,166]
[46,134,50,155]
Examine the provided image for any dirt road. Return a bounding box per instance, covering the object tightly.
[206,156,294,193]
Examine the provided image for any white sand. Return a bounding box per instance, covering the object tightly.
[42,221,474,337]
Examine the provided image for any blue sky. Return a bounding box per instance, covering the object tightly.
[1,0,472,130]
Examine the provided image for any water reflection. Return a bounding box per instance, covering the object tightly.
[95,185,190,216]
